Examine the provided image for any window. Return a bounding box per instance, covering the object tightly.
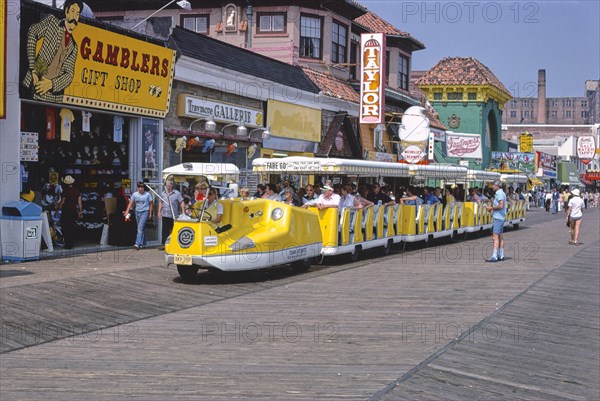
[398,55,409,90]
[563,99,572,107]
[257,12,286,33]
[468,92,477,100]
[433,92,442,100]
[552,100,558,107]
[581,111,588,118]
[565,110,572,118]
[300,15,322,59]
[551,111,558,117]
[447,92,463,100]
[181,14,209,33]
[522,110,530,117]
[510,100,517,107]
[331,21,347,64]
[510,111,516,118]
[581,100,587,108]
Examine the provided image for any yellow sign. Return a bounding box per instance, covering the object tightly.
[520,132,533,153]
[22,11,175,117]
[0,1,6,118]
[267,99,321,142]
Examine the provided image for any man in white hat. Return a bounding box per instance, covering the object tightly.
[566,188,584,245]
[485,179,507,262]
[59,175,82,249]
[302,184,340,210]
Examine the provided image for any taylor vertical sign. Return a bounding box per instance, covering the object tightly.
[360,33,385,124]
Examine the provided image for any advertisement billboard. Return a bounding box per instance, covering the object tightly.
[445,132,483,159]
[359,33,385,124]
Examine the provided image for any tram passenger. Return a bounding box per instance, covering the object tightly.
[399,186,423,206]
[282,187,301,206]
[302,184,318,205]
[433,187,446,207]
[201,188,223,227]
[263,183,282,201]
[367,183,395,206]
[194,182,207,201]
[423,187,441,204]
[338,184,362,212]
[239,187,251,200]
[253,184,266,198]
[356,186,375,209]
[466,188,480,202]
[302,184,340,210]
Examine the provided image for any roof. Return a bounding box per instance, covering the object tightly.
[170,26,318,94]
[416,57,511,97]
[353,11,425,50]
[301,67,360,104]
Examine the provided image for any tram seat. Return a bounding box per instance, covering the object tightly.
[433,202,442,232]
[338,208,351,246]
[392,204,400,236]
[399,205,416,235]
[442,202,450,231]
[423,204,434,233]
[385,206,395,237]
[353,209,364,243]
[456,202,464,228]
[374,205,385,239]
[416,205,426,234]
[363,206,375,241]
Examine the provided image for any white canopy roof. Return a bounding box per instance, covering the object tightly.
[252,157,412,177]
[408,164,468,179]
[162,163,239,182]
[467,170,501,181]
[500,173,529,184]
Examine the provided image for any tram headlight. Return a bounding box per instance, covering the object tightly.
[271,207,284,221]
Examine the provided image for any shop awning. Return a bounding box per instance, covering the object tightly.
[529,177,544,186]
[557,162,584,187]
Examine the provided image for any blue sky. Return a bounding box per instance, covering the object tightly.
[35,0,599,97]
[362,0,600,97]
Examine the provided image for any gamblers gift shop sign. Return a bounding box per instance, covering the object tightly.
[20,1,175,117]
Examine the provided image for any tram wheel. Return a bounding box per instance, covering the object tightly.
[513,223,519,230]
[348,246,361,262]
[290,257,313,273]
[177,265,199,283]
[382,239,393,256]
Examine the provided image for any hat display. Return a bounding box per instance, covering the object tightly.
[571,188,580,196]
[247,143,257,159]
[226,142,238,156]
[202,139,215,153]
[63,175,75,185]
[20,190,35,202]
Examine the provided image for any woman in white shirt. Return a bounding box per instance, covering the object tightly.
[566,188,585,245]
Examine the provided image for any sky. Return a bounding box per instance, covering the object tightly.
[34,0,599,98]
[362,0,600,98]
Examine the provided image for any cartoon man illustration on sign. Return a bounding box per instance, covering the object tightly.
[22,0,83,103]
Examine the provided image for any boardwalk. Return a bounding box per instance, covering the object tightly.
[0,209,598,400]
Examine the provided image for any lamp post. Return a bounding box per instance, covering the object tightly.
[220,120,248,136]
[248,126,271,140]
[133,0,192,29]
[188,115,217,132]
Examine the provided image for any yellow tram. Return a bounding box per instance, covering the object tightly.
[164,158,526,282]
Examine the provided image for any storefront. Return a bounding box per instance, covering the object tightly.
[557,162,584,188]
[18,0,175,248]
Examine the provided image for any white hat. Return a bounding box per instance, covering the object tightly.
[322,184,334,191]
[571,188,580,196]
[63,175,75,185]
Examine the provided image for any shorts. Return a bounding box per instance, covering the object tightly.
[492,219,505,235]
[569,215,582,222]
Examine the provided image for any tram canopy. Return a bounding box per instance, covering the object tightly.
[467,170,501,181]
[407,164,468,179]
[162,163,240,182]
[500,173,529,184]
[252,157,412,177]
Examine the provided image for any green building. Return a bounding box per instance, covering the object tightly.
[417,57,512,169]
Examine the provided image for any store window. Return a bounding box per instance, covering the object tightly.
[142,118,160,181]
[300,14,322,59]
[331,20,347,64]
[257,13,286,33]
[181,14,209,34]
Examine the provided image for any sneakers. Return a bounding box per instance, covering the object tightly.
[486,256,499,263]
[498,256,505,261]
[134,244,141,250]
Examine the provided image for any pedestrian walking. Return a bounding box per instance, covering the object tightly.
[485,179,507,262]
[566,188,585,246]
[158,180,184,250]
[124,182,154,249]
